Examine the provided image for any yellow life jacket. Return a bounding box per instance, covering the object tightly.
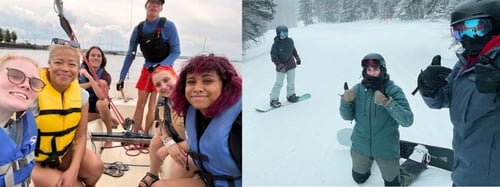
[35,68,81,167]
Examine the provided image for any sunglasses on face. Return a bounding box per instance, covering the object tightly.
[451,18,492,42]
[52,38,80,48]
[5,67,46,92]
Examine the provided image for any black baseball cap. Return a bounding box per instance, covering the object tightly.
[147,0,164,5]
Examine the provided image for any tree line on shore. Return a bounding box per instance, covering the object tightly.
[0,27,18,43]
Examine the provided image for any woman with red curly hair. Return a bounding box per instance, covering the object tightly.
[153,54,241,187]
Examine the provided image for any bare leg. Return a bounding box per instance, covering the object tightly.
[139,136,164,187]
[144,91,158,134]
[133,90,150,133]
[96,99,115,134]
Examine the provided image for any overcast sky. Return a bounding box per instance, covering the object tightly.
[0,0,242,61]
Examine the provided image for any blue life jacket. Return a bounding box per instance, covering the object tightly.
[0,111,37,187]
[186,97,242,187]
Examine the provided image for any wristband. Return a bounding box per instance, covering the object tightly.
[163,136,176,148]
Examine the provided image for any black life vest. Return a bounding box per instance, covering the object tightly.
[137,17,171,63]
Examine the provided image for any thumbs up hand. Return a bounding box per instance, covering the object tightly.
[417,55,452,97]
[342,82,356,103]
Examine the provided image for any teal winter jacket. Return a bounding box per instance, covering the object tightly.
[340,80,413,158]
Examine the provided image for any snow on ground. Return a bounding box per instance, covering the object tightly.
[243,19,457,186]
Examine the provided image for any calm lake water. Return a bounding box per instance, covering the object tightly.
[0,48,242,82]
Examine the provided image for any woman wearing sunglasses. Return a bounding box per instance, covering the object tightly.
[417,0,500,185]
[0,54,44,187]
[31,38,104,187]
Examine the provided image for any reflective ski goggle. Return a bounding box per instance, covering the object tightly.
[4,67,46,92]
[451,18,492,42]
[52,38,80,48]
[362,59,381,68]
[279,31,288,37]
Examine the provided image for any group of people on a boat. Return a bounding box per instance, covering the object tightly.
[0,0,242,187]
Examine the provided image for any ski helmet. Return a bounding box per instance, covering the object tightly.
[451,0,500,25]
[276,25,288,36]
[361,53,390,90]
[361,53,386,69]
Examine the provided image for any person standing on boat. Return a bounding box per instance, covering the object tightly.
[116,0,181,135]
[79,46,118,149]
[31,38,103,187]
[154,54,242,187]
[0,54,44,187]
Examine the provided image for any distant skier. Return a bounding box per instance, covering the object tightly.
[417,0,500,185]
[269,24,302,108]
[340,53,429,186]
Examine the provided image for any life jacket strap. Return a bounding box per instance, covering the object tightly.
[0,152,34,187]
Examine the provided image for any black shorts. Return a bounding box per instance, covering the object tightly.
[88,99,110,113]
[88,99,98,113]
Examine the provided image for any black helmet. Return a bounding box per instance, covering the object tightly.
[451,0,500,25]
[361,53,390,90]
[361,53,386,69]
[275,25,288,35]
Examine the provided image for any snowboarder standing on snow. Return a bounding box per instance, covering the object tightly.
[269,24,302,108]
[417,0,500,185]
[340,53,429,186]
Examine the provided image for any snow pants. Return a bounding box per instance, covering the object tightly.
[351,148,425,186]
[270,69,295,101]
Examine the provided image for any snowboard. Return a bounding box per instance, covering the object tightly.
[255,93,311,112]
[336,127,454,171]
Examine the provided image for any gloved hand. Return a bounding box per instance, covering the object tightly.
[475,54,500,94]
[277,64,286,73]
[296,56,301,65]
[148,64,160,73]
[116,79,124,91]
[374,90,392,106]
[417,55,452,97]
[342,82,356,103]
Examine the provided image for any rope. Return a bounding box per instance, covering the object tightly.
[54,0,126,125]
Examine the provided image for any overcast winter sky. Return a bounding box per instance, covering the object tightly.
[0,0,242,61]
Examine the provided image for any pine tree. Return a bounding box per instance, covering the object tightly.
[243,0,276,50]
[298,0,314,25]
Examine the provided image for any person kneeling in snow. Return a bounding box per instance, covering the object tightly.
[339,53,428,186]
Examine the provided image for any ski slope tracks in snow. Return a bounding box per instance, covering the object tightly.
[243,19,457,186]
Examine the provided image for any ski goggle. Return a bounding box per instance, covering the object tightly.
[4,67,46,92]
[451,18,492,42]
[362,59,381,68]
[51,38,80,48]
[279,31,288,37]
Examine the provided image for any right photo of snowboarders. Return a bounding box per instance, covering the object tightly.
[344,0,500,186]
[244,0,500,186]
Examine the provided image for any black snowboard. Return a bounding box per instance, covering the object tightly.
[337,127,454,171]
[399,140,454,171]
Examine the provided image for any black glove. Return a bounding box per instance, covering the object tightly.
[296,57,301,65]
[116,79,124,91]
[417,55,452,97]
[148,64,160,73]
[475,55,500,94]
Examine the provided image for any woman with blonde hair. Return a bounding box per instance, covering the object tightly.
[0,54,44,187]
[31,38,103,187]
